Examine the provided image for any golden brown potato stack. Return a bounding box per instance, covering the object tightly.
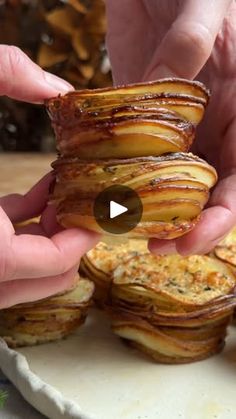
[47,78,217,239]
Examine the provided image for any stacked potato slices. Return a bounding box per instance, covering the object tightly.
[80,240,148,305]
[0,277,94,347]
[108,254,236,363]
[47,78,217,239]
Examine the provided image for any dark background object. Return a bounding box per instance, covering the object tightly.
[0,0,111,152]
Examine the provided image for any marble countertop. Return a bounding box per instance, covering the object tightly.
[0,153,55,195]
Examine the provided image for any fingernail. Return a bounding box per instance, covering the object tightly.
[144,64,177,81]
[178,248,197,256]
[44,71,74,93]
[148,240,178,255]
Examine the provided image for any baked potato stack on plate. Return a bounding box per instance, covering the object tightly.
[80,239,148,305]
[47,78,217,239]
[0,276,94,348]
[108,254,236,363]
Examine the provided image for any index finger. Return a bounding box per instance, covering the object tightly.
[0,207,99,281]
[0,45,73,103]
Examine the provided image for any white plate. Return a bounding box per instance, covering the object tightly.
[1,309,236,419]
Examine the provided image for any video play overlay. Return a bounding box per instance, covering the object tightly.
[93,185,143,234]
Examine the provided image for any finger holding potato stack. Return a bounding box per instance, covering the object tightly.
[47,78,217,239]
[108,254,236,364]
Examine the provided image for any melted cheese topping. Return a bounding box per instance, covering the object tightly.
[87,240,148,274]
[113,254,236,305]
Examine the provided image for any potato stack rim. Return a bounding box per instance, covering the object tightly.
[47,78,217,239]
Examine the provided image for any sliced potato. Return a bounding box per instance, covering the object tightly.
[57,212,198,239]
[58,119,192,158]
[107,252,235,363]
[0,277,94,347]
[111,314,225,364]
[52,154,217,198]
[112,254,236,307]
[47,78,209,102]
[67,100,205,125]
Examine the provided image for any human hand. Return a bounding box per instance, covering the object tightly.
[0,45,99,308]
[106,0,236,255]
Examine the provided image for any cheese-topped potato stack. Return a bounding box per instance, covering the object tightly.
[0,276,94,348]
[47,78,217,239]
[80,239,148,305]
[109,254,236,363]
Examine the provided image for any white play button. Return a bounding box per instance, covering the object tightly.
[94,185,143,234]
[109,200,128,219]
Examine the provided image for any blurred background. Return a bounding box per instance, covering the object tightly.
[0,0,112,152]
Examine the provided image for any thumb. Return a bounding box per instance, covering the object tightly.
[143,0,232,80]
[0,45,73,103]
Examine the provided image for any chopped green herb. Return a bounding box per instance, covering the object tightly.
[0,390,8,408]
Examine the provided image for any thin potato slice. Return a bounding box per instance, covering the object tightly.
[57,212,198,239]
[52,154,217,191]
[57,118,192,158]
[111,314,225,364]
[48,78,209,100]
[66,100,205,125]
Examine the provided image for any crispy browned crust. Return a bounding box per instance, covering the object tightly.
[47,78,215,239]
[46,78,209,159]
